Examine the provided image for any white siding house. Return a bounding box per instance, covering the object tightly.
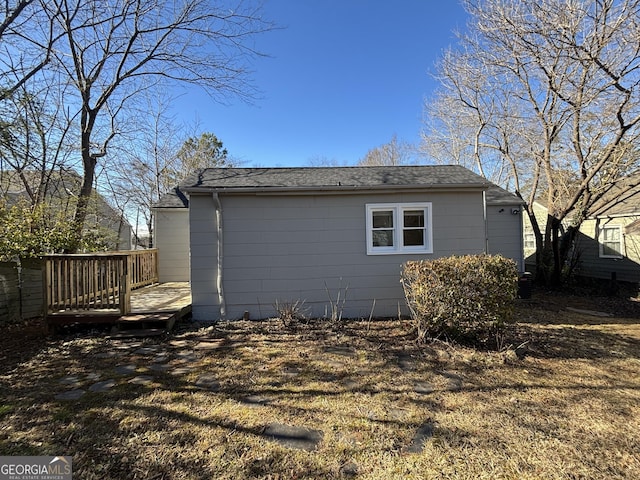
[153,187,190,282]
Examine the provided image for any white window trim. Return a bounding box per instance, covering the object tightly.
[366,203,433,255]
[599,225,624,259]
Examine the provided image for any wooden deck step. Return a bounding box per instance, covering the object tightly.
[117,312,177,331]
[47,311,121,326]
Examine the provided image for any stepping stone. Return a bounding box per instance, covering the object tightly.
[170,366,194,376]
[169,340,190,348]
[414,382,435,395]
[95,351,119,359]
[114,364,137,376]
[397,353,416,371]
[195,374,220,391]
[55,389,85,401]
[404,421,434,453]
[262,423,324,451]
[174,350,197,362]
[194,339,224,350]
[128,376,154,385]
[88,379,116,392]
[440,371,463,391]
[58,376,81,386]
[339,461,359,477]
[323,346,357,357]
[282,367,300,377]
[133,347,157,355]
[240,395,271,406]
[340,378,359,390]
[152,354,169,363]
[85,373,101,381]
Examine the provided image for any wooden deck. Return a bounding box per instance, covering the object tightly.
[47,282,192,334]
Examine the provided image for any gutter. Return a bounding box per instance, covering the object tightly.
[183,183,491,196]
[212,193,226,319]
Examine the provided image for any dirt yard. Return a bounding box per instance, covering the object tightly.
[1,290,639,479]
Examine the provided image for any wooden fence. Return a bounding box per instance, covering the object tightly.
[43,249,158,316]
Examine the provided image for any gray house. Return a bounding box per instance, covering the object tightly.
[179,165,524,321]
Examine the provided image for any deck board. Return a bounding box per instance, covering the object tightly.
[47,282,192,331]
[130,282,191,313]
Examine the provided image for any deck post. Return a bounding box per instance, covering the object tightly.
[120,256,131,315]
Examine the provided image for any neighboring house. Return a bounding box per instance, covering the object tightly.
[1,169,132,250]
[175,165,524,321]
[523,188,640,283]
[153,186,190,282]
[523,201,551,271]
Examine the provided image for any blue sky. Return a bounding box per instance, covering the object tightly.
[175,1,468,167]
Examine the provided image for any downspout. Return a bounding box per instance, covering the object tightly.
[483,191,489,254]
[212,193,226,319]
[518,208,525,272]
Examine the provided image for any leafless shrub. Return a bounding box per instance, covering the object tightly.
[324,279,349,326]
[273,299,309,328]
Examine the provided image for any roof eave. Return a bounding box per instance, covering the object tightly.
[182,183,491,195]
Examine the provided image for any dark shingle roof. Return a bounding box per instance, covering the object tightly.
[153,187,189,209]
[180,165,494,193]
[485,184,524,206]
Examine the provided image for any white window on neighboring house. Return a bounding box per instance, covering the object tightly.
[599,225,623,258]
[524,232,535,250]
[366,203,433,255]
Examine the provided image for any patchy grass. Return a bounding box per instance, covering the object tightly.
[1,292,639,479]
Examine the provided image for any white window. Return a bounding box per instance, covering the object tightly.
[599,225,623,258]
[524,232,535,250]
[366,203,433,255]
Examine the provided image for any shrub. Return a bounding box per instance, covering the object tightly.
[401,254,518,342]
[273,299,309,328]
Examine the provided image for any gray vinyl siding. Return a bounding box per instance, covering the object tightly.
[574,217,640,283]
[154,209,190,282]
[189,195,220,319]
[486,205,524,271]
[190,190,489,321]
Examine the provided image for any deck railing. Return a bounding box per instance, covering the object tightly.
[128,249,159,290]
[43,249,158,316]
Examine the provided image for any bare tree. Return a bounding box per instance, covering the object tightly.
[358,135,414,166]
[104,92,233,247]
[0,80,78,208]
[423,0,640,284]
[38,0,273,251]
[0,0,59,101]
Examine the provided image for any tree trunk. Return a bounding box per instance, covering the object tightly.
[68,121,96,253]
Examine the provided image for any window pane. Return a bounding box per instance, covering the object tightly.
[603,241,621,255]
[603,243,621,256]
[524,233,535,249]
[404,210,424,228]
[403,229,424,246]
[603,228,619,241]
[373,230,394,247]
[373,211,393,228]
[601,227,621,256]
